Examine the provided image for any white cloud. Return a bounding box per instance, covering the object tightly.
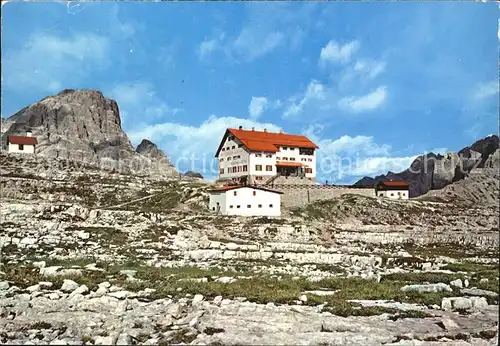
[302,124,417,183]
[3,33,109,93]
[473,81,498,100]
[248,97,269,119]
[108,82,181,124]
[349,156,418,177]
[353,59,387,79]
[338,86,388,112]
[198,3,314,63]
[198,37,220,61]
[283,80,329,117]
[319,40,360,64]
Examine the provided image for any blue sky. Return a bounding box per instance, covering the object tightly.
[2,1,498,183]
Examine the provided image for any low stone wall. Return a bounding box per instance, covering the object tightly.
[269,185,375,208]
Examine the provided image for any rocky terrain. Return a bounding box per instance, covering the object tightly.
[1,89,179,179]
[355,135,499,198]
[1,148,499,345]
[1,89,498,345]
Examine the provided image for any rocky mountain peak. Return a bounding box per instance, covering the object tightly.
[1,89,178,177]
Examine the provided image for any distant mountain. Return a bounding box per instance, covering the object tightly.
[354,135,499,198]
[1,89,179,178]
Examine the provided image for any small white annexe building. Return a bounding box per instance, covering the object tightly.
[375,181,409,200]
[207,185,283,217]
[7,131,37,154]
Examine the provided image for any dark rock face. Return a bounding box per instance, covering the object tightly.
[183,171,204,179]
[136,139,169,161]
[1,89,178,177]
[354,135,499,198]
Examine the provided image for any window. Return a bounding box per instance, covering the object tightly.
[229,135,234,140]
[258,204,262,208]
[269,204,273,208]
[227,157,232,161]
[19,144,24,151]
[238,144,243,148]
[236,205,241,209]
[276,157,281,160]
[233,156,238,160]
[229,205,234,208]
[226,147,230,150]
[390,193,394,197]
[266,165,272,171]
[266,154,272,158]
[379,193,383,197]
[282,157,288,161]
[282,147,287,150]
[243,165,248,172]
[255,176,263,181]
[255,153,262,157]
[222,148,225,152]
[305,168,313,174]
[212,207,215,211]
[289,157,295,161]
[220,168,224,174]
[255,165,262,171]
[398,192,401,196]
[232,146,235,149]
[247,205,251,208]
[289,148,295,151]
[233,191,237,196]
[220,158,224,162]
[308,158,312,162]
[238,166,242,172]
[253,191,256,196]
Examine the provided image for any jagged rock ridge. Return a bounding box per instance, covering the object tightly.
[354,135,499,198]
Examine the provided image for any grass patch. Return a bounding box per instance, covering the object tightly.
[403,242,499,259]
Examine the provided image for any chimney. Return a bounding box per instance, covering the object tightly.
[238,126,242,130]
[251,127,255,131]
[26,130,32,137]
[264,128,267,132]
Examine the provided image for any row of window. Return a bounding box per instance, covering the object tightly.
[233,190,257,196]
[221,164,275,174]
[220,165,248,174]
[379,192,406,197]
[229,204,274,209]
[221,143,243,152]
[219,155,241,162]
[255,153,273,158]
[276,157,313,162]
[255,165,273,172]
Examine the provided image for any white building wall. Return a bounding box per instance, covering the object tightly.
[8,143,35,154]
[275,146,316,178]
[209,187,281,217]
[208,191,227,213]
[377,190,409,200]
[248,152,276,177]
[218,136,250,180]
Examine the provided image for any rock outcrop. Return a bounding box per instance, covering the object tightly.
[183,171,204,179]
[354,135,499,198]
[1,89,179,178]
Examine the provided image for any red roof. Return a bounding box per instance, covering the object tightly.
[275,161,303,167]
[215,128,319,156]
[382,181,409,187]
[7,136,37,145]
[207,185,283,194]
